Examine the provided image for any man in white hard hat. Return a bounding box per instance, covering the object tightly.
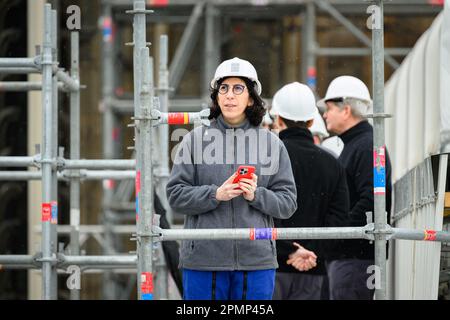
[317,75,392,300]
[270,82,349,300]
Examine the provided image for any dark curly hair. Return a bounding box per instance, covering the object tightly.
[208,77,266,126]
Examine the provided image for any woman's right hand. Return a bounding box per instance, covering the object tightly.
[215,173,244,201]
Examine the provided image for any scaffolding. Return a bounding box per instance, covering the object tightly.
[0,0,449,300]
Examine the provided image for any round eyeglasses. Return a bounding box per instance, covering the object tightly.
[218,84,246,95]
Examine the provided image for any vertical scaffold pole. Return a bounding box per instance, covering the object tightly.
[138,48,154,300]
[69,30,81,300]
[371,0,387,300]
[129,0,153,299]
[302,2,316,91]
[41,3,56,300]
[156,35,171,223]
[50,9,59,298]
[101,2,117,299]
[154,35,170,299]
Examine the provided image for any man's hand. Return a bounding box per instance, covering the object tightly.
[286,242,318,272]
[216,173,244,201]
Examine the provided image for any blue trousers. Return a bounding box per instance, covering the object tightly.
[182,269,275,300]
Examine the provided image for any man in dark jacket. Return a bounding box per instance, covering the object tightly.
[318,75,392,300]
[271,82,350,300]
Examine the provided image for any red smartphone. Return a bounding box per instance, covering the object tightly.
[232,165,256,185]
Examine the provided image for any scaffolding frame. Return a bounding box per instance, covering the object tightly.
[0,0,448,301]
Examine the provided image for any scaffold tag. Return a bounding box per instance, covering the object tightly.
[42,203,51,222]
[373,147,386,195]
[51,201,58,224]
[141,272,153,300]
[424,230,437,241]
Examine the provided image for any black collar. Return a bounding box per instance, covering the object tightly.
[279,127,314,143]
[339,120,372,144]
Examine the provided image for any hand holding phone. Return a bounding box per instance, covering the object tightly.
[233,166,257,201]
[232,166,256,184]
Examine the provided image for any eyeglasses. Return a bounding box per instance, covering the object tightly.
[218,84,246,95]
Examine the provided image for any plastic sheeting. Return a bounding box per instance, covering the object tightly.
[385,4,450,183]
[385,2,449,300]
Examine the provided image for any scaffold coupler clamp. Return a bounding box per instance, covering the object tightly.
[364,211,394,242]
[32,154,42,169]
[35,252,59,267]
[151,226,164,242]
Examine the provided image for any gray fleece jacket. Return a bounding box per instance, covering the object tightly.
[166,115,297,271]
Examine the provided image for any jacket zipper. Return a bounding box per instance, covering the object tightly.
[231,128,238,269]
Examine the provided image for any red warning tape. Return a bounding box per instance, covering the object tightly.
[250,228,255,240]
[42,203,51,222]
[272,228,278,240]
[141,272,153,294]
[136,171,141,195]
[424,230,437,241]
[168,113,189,125]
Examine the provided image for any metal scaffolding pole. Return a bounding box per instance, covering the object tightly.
[203,4,220,100]
[101,2,118,299]
[63,159,135,169]
[302,2,316,90]
[0,57,40,68]
[0,157,136,169]
[128,0,153,300]
[0,67,40,74]
[50,9,59,298]
[158,226,371,241]
[0,156,37,167]
[137,47,155,300]
[371,0,388,300]
[156,35,171,224]
[154,35,170,300]
[2,226,450,269]
[110,97,204,113]
[0,81,66,92]
[315,47,411,56]
[69,30,81,300]
[40,3,57,300]
[55,68,80,92]
[0,170,136,181]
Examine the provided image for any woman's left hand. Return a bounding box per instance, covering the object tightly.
[239,173,258,201]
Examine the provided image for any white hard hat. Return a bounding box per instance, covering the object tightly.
[210,57,262,95]
[309,111,329,138]
[271,82,318,122]
[316,75,372,110]
[262,110,273,125]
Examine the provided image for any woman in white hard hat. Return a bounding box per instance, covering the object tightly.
[167,57,297,300]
